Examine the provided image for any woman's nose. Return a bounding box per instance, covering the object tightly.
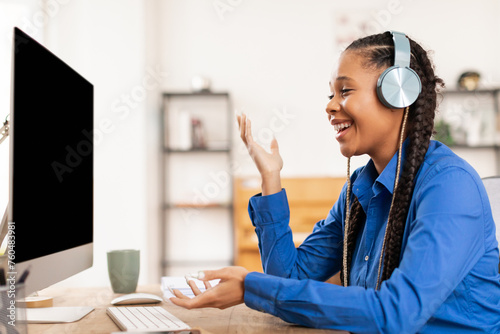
[326,97,341,115]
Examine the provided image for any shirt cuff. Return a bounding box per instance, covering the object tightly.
[244,271,279,314]
[248,189,290,226]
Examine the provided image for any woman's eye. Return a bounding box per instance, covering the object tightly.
[328,89,352,100]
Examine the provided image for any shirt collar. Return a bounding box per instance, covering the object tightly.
[378,138,409,194]
[353,138,410,208]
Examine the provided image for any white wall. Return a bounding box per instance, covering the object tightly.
[40,0,160,288]
[1,0,499,289]
[0,0,164,290]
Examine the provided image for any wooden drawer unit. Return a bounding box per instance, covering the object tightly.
[233,177,345,273]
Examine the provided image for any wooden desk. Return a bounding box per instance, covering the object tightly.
[28,285,347,334]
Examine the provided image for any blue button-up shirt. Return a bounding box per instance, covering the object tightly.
[243,140,500,333]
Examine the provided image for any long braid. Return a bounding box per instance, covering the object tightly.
[342,157,352,286]
[340,197,365,286]
[340,157,367,287]
[381,39,444,281]
[340,32,444,287]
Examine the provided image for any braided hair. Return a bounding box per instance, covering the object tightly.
[339,32,444,287]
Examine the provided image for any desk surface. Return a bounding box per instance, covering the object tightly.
[28,285,347,334]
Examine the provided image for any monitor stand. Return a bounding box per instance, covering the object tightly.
[1,205,93,323]
[17,292,94,323]
[21,306,94,323]
[18,295,54,308]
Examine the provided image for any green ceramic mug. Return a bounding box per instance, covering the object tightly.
[107,249,140,293]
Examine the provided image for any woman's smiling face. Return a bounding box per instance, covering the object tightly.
[326,50,405,172]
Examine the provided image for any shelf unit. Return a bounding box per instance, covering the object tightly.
[160,92,234,276]
[438,88,500,174]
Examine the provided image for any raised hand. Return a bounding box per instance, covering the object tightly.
[237,114,283,195]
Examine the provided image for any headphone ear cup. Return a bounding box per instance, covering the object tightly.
[377,66,422,109]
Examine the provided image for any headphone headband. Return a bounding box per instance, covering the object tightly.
[390,31,411,68]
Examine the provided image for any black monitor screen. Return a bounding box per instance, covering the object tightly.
[11,28,93,263]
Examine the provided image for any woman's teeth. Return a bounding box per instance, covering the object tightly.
[334,122,352,132]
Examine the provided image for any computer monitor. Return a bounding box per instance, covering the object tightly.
[7,27,93,308]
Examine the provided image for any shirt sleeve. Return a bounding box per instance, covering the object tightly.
[248,186,346,281]
[244,166,488,333]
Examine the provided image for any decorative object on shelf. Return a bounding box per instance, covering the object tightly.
[191,117,206,149]
[190,75,211,92]
[457,71,481,91]
[437,88,499,147]
[434,88,500,174]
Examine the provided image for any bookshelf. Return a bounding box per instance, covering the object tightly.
[160,92,234,275]
[437,89,500,174]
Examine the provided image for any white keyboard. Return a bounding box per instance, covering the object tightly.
[107,306,191,331]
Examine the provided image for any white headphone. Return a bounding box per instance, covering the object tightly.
[376,31,422,109]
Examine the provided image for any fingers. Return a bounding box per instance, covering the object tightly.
[170,296,194,309]
[198,266,246,282]
[170,284,216,310]
[238,113,256,147]
[245,118,254,145]
[187,279,203,296]
[171,267,248,310]
[270,137,279,155]
[170,281,235,310]
[172,289,190,300]
[169,281,208,309]
[237,114,242,134]
[198,268,226,282]
[238,114,281,158]
[239,113,247,144]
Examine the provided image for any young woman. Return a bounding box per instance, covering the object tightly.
[170,31,500,333]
